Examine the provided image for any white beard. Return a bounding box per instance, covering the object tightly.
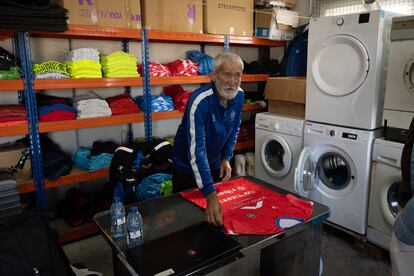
[218,87,238,100]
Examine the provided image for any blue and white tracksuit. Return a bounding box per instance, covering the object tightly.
[173,82,244,196]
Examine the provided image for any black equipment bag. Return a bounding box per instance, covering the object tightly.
[0,212,75,276]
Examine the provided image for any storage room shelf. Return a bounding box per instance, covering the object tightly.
[38,113,145,133]
[234,140,255,151]
[1,74,266,91]
[18,168,109,194]
[0,123,28,137]
[50,219,98,244]
[0,80,24,91]
[29,25,285,47]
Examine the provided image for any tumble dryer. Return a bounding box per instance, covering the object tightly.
[383,15,414,130]
[306,10,394,130]
[294,122,380,234]
[255,113,305,193]
[367,138,403,250]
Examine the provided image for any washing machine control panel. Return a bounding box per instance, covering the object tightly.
[306,122,376,143]
[256,115,304,137]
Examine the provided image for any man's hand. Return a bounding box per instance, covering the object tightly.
[220,159,232,182]
[205,192,222,226]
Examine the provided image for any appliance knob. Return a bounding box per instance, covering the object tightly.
[329,130,336,137]
[336,17,344,26]
[273,123,279,130]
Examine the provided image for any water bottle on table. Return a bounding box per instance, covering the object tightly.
[110,196,126,239]
[126,206,143,248]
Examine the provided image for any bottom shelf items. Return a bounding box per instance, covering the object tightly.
[50,219,98,244]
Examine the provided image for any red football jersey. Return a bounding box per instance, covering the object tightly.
[180,178,313,235]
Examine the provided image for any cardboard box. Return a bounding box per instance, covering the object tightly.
[255,8,298,41]
[270,0,297,8]
[264,77,306,117]
[204,0,253,36]
[58,0,141,29]
[141,0,203,33]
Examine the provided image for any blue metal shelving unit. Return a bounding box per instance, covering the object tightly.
[16,32,46,209]
[141,28,152,142]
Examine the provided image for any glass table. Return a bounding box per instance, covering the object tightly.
[94,176,330,276]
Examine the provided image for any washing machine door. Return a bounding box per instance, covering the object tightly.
[260,134,292,179]
[404,53,414,97]
[312,34,370,96]
[381,180,400,226]
[294,146,319,197]
[315,145,357,195]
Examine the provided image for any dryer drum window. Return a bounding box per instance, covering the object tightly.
[317,152,351,190]
[403,54,414,96]
[264,140,286,171]
[387,181,400,218]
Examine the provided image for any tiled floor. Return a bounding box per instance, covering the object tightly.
[63,225,391,276]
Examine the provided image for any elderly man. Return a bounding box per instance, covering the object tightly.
[172,52,244,226]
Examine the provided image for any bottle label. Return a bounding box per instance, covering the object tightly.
[117,217,125,225]
[129,230,141,239]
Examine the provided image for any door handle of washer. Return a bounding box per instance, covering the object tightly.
[378,156,398,167]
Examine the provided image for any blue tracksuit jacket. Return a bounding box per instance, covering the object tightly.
[173,82,244,196]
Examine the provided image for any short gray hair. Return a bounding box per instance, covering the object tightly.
[212,52,244,73]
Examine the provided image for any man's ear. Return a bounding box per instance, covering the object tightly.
[211,71,216,82]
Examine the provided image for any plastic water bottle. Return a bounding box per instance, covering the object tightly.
[126,206,143,248]
[110,196,126,239]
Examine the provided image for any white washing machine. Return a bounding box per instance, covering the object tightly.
[294,122,380,234]
[383,15,414,130]
[306,10,394,130]
[254,113,304,193]
[367,138,403,250]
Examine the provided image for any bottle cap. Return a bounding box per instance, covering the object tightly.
[113,196,121,203]
[130,206,138,213]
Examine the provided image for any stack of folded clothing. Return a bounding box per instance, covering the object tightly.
[73,148,114,172]
[33,61,69,79]
[166,59,198,76]
[65,48,102,78]
[186,50,214,75]
[0,105,27,126]
[39,134,72,179]
[100,51,139,78]
[73,91,112,119]
[138,62,171,77]
[163,85,192,112]
[135,95,174,112]
[105,93,140,115]
[0,0,67,32]
[0,47,20,80]
[36,94,76,122]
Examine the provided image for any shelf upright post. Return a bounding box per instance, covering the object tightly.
[17,32,46,209]
[224,35,230,52]
[12,34,24,104]
[141,27,152,141]
[122,39,134,146]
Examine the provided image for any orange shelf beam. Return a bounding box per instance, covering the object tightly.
[58,223,98,244]
[19,168,109,194]
[152,110,183,120]
[241,74,269,82]
[0,123,29,137]
[38,113,145,133]
[0,80,24,91]
[234,140,255,151]
[151,76,210,85]
[31,24,141,40]
[35,77,142,90]
[29,25,284,47]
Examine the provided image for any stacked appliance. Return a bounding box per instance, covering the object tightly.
[367,139,402,249]
[255,113,305,193]
[383,15,414,136]
[294,10,394,235]
[0,173,21,221]
[367,15,414,248]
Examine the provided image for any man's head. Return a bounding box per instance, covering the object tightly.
[211,52,244,101]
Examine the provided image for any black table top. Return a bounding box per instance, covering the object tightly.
[94,176,330,257]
